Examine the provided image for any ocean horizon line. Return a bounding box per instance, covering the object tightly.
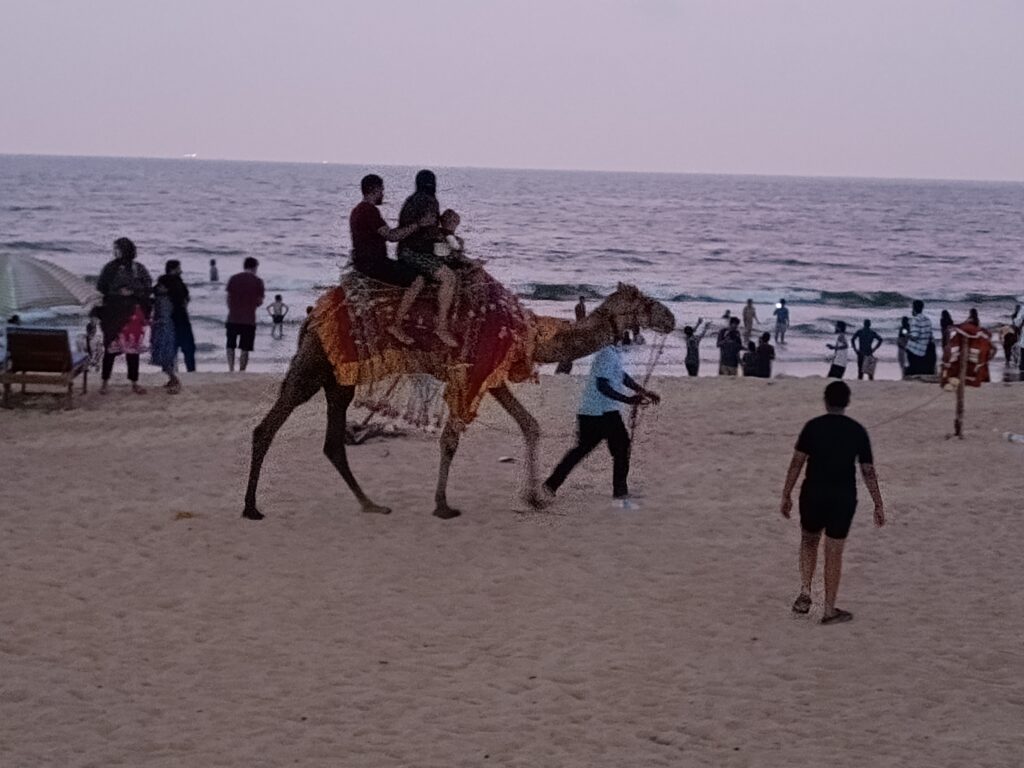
[3,151,1024,186]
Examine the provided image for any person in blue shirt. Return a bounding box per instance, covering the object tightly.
[543,341,660,500]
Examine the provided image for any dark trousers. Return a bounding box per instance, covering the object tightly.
[174,319,196,372]
[545,412,631,498]
[685,361,699,377]
[102,352,139,382]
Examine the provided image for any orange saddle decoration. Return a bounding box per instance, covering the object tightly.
[308,268,537,426]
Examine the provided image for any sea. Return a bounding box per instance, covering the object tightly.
[2,154,1022,380]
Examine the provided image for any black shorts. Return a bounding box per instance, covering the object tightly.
[272,315,284,325]
[799,487,856,539]
[226,322,256,352]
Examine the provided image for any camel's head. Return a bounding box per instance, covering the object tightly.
[599,283,676,335]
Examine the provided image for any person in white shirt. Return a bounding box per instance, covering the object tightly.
[543,342,660,501]
[906,300,936,375]
[827,321,850,379]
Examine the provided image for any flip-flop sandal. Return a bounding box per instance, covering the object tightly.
[821,608,853,625]
[791,594,812,614]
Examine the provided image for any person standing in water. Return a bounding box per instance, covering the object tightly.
[555,297,588,375]
[773,299,790,344]
[683,318,707,377]
[851,319,882,381]
[780,381,885,625]
[742,299,761,344]
[209,258,219,283]
[267,294,290,339]
[225,257,265,372]
[826,321,850,379]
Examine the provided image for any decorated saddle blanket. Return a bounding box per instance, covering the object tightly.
[309,268,537,426]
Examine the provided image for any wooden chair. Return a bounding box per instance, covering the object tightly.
[1,328,90,409]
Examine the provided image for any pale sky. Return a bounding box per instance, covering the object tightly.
[1,0,1022,180]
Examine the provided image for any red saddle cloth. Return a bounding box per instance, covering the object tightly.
[309,268,536,426]
[941,322,993,387]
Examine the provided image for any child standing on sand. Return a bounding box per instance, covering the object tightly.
[267,294,290,339]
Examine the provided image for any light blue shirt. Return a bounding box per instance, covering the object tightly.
[579,346,626,416]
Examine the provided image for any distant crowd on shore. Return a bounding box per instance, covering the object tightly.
[76,240,299,395]
[673,297,1022,382]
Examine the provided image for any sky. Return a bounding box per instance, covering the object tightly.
[1,0,1022,180]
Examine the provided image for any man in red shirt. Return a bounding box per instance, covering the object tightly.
[349,174,424,288]
[225,256,265,372]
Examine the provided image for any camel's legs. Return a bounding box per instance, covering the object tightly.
[323,378,390,514]
[243,363,324,519]
[433,418,463,519]
[489,384,543,507]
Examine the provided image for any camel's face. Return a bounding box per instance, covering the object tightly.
[608,283,676,334]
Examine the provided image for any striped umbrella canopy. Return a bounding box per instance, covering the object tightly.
[0,253,99,316]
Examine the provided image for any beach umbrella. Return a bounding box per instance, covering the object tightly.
[0,253,99,316]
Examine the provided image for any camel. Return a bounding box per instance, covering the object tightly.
[242,282,675,520]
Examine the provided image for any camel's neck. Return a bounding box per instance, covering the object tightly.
[532,308,622,364]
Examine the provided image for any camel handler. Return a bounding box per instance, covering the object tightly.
[779,381,884,625]
[542,339,660,502]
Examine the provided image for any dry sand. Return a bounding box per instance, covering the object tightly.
[2,372,1022,767]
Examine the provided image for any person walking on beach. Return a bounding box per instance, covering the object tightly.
[906,300,935,376]
[826,321,849,379]
[542,340,660,501]
[773,299,790,344]
[96,237,152,395]
[683,318,707,376]
[742,299,761,344]
[851,319,882,381]
[897,316,911,378]
[267,294,290,339]
[755,332,775,378]
[159,260,196,372]
[150,265,182,393]
[717,317,743,376]
[225,257,265,372]
[780,381,884,625]
[209,258,219,283]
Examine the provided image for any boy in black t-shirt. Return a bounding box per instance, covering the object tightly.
[779,381,885,625]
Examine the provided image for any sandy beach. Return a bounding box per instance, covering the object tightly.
[2,372,1022,767]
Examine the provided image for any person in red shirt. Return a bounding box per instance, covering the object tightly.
[225,257,265,372]
[350,174,425,288]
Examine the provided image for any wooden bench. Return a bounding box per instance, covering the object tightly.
[1,328,90,409]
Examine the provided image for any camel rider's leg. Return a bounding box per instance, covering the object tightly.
[388,276,425,346]
[434,265,459,348]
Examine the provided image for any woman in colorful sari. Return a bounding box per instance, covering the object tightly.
[96,237,152,394]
